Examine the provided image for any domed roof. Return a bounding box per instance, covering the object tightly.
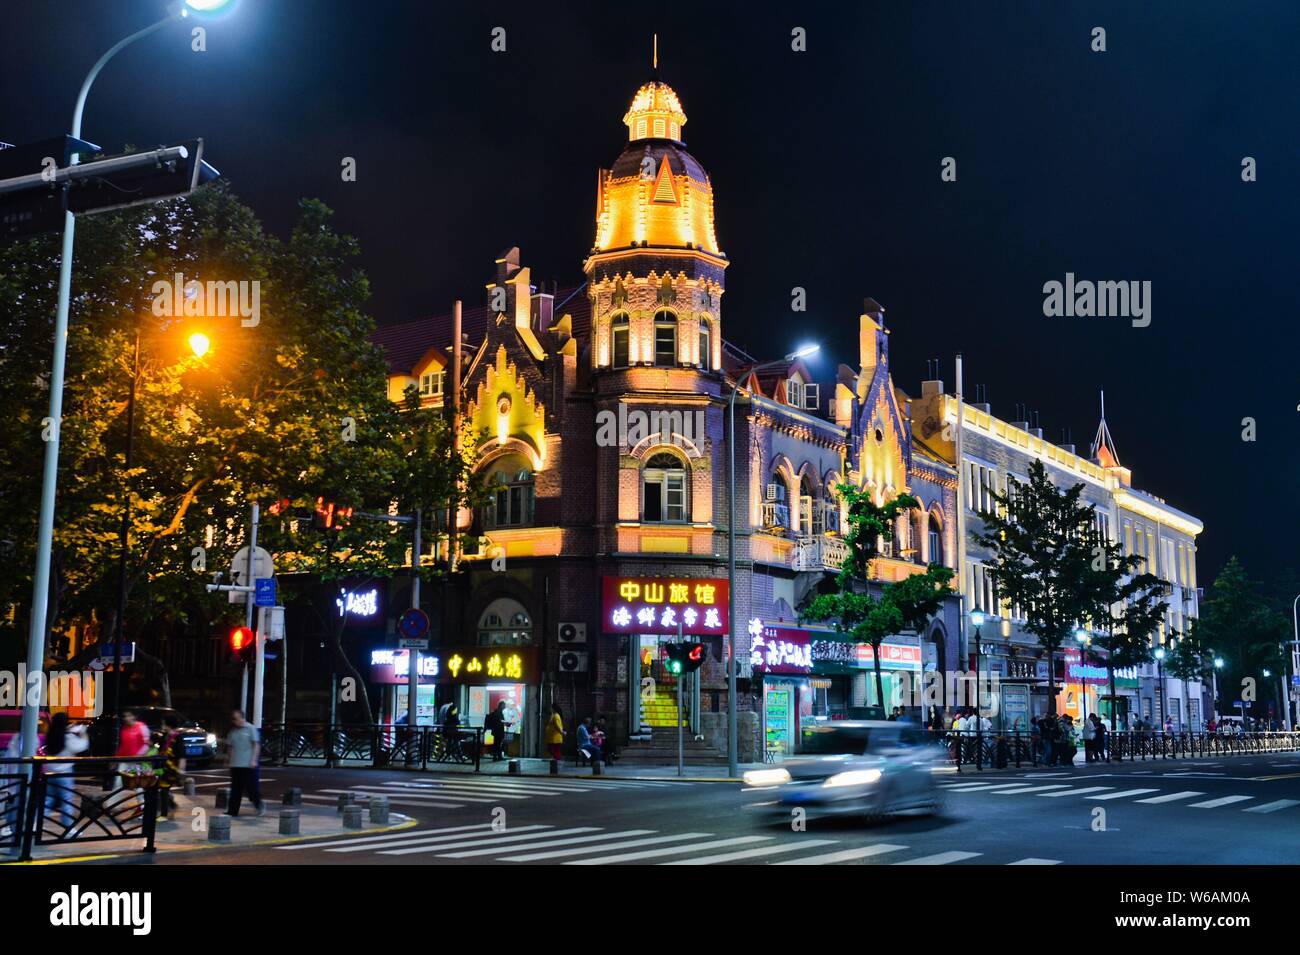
[608,139,709,185]
[622,80,688,143]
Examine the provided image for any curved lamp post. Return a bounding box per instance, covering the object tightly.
[726,342,818,776]
[20,0,237,759]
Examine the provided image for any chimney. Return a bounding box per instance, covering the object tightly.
[494,246,521,284]
[531,290,555,335]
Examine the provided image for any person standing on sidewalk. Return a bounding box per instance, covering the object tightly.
[544,704,565,760]
[225,710,263,817]
[484,701,508,762]
[157,712,187,820]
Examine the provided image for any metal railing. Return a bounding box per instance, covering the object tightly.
[929,729,1300,771]
[260,723,485,773]
[1,755,162,862]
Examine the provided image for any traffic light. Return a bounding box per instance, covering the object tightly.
[664,642,706,675]
[312,497,353,530]
[229,625,255,666]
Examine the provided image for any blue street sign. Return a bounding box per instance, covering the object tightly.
[255,577,276,607]
[93,642,135,664]
[398,607,430,640]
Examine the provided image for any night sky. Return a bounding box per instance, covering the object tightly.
[4,0,1297,586]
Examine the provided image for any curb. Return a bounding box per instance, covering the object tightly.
[3,812,419,866]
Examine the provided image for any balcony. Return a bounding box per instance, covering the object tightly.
[792,535,850,573]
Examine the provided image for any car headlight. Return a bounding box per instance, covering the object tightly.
[205,733,217,747]
[742,768,791,787]
[824,769,882,788]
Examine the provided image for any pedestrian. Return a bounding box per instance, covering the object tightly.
[483,700,508,762]
[43,713,88,826]
[1081,712,1096,762]
[544,704,565,761]
[594,717,616,763]
[157,712,187,819]
[225,709,263,817]
[1091,713,1107,762]
[576,716,603,764]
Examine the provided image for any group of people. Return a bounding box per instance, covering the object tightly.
[1028,712,1108,765]
[543,704,617,765]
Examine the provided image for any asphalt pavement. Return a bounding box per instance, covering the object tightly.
[85,749,1300,866]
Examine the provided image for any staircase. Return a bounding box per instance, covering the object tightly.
[620,731,728,765]
[640,692,681,729]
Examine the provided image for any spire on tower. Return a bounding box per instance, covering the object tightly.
[1090,389,1121,468]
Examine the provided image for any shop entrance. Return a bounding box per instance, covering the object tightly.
[635,635,696,734]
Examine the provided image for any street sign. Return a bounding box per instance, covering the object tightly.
[66,138,220,216]
[398,608,430,640]
[229,546,274,603]
[255,577,276,607]
[91,642,135,666]
[398,637,429,650]
[0,135,100,240]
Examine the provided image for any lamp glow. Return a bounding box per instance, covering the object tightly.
[1214,657,1224,668]
[186,0,235,10]
[971,611,984,627]
[188,332,210,357]
[1075,629,1088,643]
[1155,648,1166,660]
[785,344,820,361]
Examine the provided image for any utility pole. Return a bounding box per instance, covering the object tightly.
[407,510,422,727]
[677,621,685,777]
[240,502,259,714]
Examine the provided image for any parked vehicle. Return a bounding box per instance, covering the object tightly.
[743,720,943,821]
[87,707,217,766]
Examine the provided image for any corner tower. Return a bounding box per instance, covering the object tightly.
[585,76,727,373]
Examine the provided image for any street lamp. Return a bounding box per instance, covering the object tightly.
[1154,646,1167,733]
[1075,629,1090,722]
[727,342,819,776]
[970,611,984,768]
[1212,655,1223,724]
[20,0,239,760]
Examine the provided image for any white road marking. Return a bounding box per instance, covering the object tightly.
[566,836,772,865]
[380,826,596,856]
[1243,799,1300,814]
[299,793,466,809]
[276,823,490,850]
[440,830,656,858]
[1008,858,1062,865]
[773,844,909,865]
[1038,787,1113,797]
[894,851,981,865]
[501,832,709,862]
[1187,795,1255,809]
[661,840,839,865]
[1087,788,1160,801]
[994,785,1074,795]
[1133,791,1205,804]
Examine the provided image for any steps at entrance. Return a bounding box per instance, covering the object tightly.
[620,732,727,765]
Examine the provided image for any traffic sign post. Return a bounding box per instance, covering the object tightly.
[255,577,276,607]
[398,608,430,651]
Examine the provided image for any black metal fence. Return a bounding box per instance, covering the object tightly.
[1,755,162,862]
[931,729,1300,771]
[260,723,485,772]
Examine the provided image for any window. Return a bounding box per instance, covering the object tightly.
[928,514,943,566]
[482,454,534,529]
[610,312,630,368]
[636,119,647,139]
[786,378,804,408]
[643,451,687,522]
[965,462,996,515]
[762,474,790,529]
[971,563,998,616]
[419,370,444,397]
[653,310,677,366]
[798,478,814,537]
[478,598,533,646]
[653,118,666,138]
[698,319,711,369]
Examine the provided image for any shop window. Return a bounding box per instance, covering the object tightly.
[643,450,687,522]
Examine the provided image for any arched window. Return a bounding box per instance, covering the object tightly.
[798,476,815,537]
[698,318,712,369]
[478,598,533,646]
[653,309,677,366]
[928,512,944,566]
[482,453,534,529]
[762,472,790,529]
[610,312,630,369]
[643,450,687,522]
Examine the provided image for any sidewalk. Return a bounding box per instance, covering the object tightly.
[5,790,415,864]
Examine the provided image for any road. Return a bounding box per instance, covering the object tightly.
[91,750,1300,866]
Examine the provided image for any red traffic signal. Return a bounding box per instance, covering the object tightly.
[664,642,706,674]
[229,626,255,653]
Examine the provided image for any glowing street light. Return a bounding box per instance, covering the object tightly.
[188,331,211,357]
[787,343,820,361]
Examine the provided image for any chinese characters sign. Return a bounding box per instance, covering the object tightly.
[810,639,922,671]
[369,646,537,685]
[1063,649,1109,685]
[750,626,812,675]
[601,577,730,635]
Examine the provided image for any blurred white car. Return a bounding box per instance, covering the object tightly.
[744,720,942,820]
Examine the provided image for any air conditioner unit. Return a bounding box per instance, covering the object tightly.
[558,650,589,673]
[557,621,587,644]
[803,383,820,410]
[766,483,779,501]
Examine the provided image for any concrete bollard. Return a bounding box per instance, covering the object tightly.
[550,759,559,775]
[183,777,196,797]
[342,805,364,829]
[282,787,302,806]
[591,760,602,776]
[337,792,357,813]
[508,759,521,775]
[215,788,229,811]
[369,795,390,825]
[279,809,300,836]
[208,815,232,842]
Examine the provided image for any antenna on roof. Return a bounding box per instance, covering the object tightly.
[653,34,658,71]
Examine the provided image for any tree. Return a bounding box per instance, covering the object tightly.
[805,484,954,710]
[972,460,1165,718]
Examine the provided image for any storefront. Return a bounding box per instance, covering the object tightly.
[808,634,924,721]
[749,625,814,758]
[370,645,539,757]
[1057,648,1109,724]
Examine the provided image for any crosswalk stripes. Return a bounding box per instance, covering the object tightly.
[287,775,694,812]
[276,824,1060,865]
[1134,791,1205,804]
[1243,799,1300,814]
[1187,795,1254,808]
[1087,788,1160,801]
[993,785,1073,795]
[1037,786,1113,797]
